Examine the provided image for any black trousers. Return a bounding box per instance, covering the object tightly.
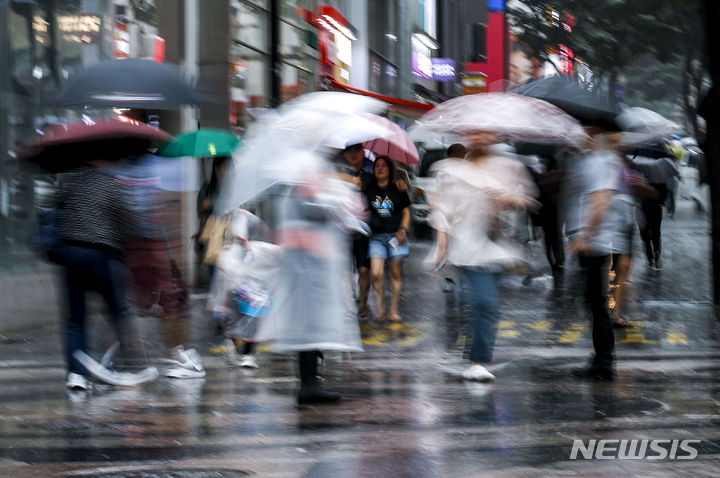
[639,201,663,262]
[578,254,614,365]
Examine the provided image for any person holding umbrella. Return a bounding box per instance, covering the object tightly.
[363,155,412,323]
[430,132,538,381]
[20,119,171,390]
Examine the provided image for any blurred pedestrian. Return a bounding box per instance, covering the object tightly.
[363,156,411,322]
[565,128,629,380]
[210,207,276,369]
[254,167,365,404]
[336,143,375,319]
[638,179,669,270]
[197,156,231,281]
[121,154,205,379]
[430,133,537,381]
[55,161,136,390]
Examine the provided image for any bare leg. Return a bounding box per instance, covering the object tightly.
[389,260,404,321]
[612,254,633,327]
[370,257,387,319]
[358,266,370,316]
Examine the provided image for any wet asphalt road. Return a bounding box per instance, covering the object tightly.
[1,199,720,477]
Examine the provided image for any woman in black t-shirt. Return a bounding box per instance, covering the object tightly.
[363,156,411,322]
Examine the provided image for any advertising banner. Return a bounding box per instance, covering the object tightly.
[432,58,456,82]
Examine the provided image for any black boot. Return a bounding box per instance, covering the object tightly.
[297,351,340,404]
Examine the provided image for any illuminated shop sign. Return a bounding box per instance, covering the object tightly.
[33,14,101,44]
[432,58,456,81]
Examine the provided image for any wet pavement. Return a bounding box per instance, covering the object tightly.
[1,199,720,477]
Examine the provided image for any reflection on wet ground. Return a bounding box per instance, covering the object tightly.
[1,201,719,476]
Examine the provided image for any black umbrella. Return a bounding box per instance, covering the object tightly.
[50,58,217,109]
[512,75,620,131]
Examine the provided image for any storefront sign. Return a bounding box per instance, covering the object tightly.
[462,73,487,95]
[432,58,456,82]
[412,50,432,79]
[58,14,101,44]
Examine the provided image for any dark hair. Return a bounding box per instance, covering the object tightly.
[447,143,467,158]
[208,156,230,195]
[344,143,363,152]
[373,155,394,183]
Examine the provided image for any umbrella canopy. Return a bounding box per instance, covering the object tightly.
[51,59,216,109]
[362,115,420,166]
[512,75,620,130]
[629,156,679,184]
[157,128,241,158]
[17,119,173,173]
[218,92,388,213]
[617,107,679,134]
[411,93,587,146]
[616,107,681,148]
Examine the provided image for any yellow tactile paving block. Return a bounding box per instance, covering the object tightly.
[528,320,552,331]
[666,332,688,345]
[620,333,657,344]
[498,320,517,329]
[498,330,520,338]
[558,330,582,343]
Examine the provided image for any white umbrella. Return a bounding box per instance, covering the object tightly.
[412,93,587,146]
[617,107,680,134]
[218,92,389,213]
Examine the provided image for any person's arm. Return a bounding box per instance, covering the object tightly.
[394,168,410,192]
[396,207,411,244]
[434,230,449,271]
[337,171,363,188]
[568,189,613,254]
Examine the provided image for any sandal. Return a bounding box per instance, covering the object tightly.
[612,317,633,329]
[388,312,403,323]
[358,304,370,320]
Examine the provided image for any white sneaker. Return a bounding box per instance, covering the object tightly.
[73,350,159,386]
[239,354,259,369]
[462,364,495,382]
[165,346,206,378]
[66,372,90,390]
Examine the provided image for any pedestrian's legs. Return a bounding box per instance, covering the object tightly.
[580,255,614,367]
[370,257,387,318]
[388,260,403,321]
[612,254,633,325]
[96,257,131,333]
[353,236,371,317]
[297,350,340,404]
[357,266,370,316]
[63,261,87,376]
[648,204,663,262]
[639,203,654,265]
[460,268,500,364]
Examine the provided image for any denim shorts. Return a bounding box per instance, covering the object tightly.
[369,232,410,260]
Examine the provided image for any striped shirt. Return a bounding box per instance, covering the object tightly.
[58,167,131,256]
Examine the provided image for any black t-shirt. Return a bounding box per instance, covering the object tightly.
[363,182,410,234]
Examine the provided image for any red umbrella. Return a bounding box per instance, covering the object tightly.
[18,118,173,172]
[362,115,420,166]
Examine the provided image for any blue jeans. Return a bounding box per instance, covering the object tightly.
[62,245,130,376]
[460,267,500,364]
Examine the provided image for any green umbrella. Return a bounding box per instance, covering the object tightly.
[157,128,241,158]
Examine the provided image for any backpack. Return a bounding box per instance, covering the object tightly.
[31,174,86,263]
[32,206,65,263]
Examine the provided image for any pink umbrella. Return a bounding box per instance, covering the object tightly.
[362,115,420,166]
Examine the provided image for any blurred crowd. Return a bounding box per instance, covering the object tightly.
[28,88,707,403]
